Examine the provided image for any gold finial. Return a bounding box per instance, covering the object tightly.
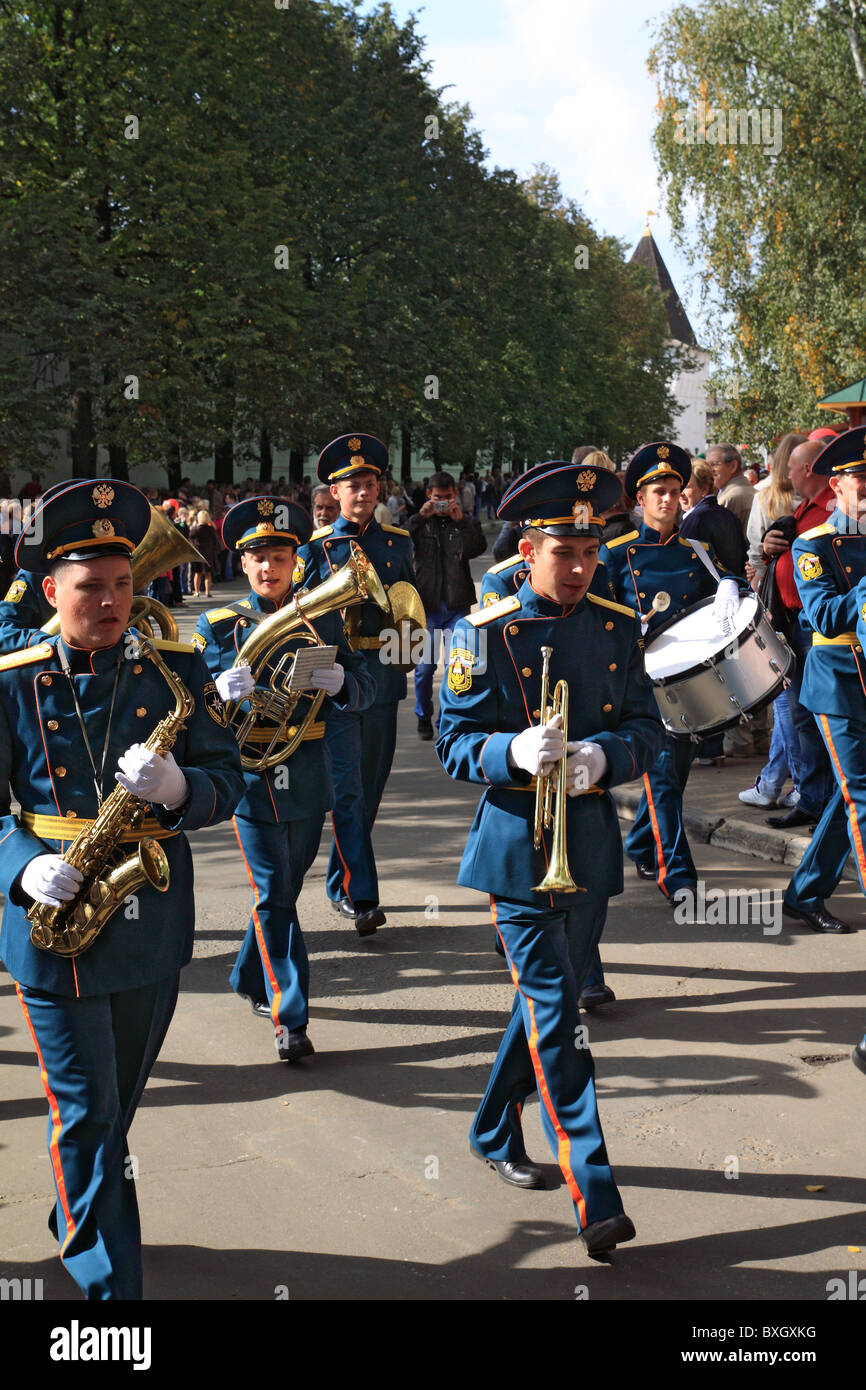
[643,209,656,236]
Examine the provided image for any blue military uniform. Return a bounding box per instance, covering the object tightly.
[600,443,732,898]
[437,460,665,1247]
[789,428,866,904]
[194,496,375,1044]
[295,434,415,920]
[0,480,243,1300]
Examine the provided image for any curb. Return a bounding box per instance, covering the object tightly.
[611,785,859,884]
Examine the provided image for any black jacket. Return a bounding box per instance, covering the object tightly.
[408,510,487,612]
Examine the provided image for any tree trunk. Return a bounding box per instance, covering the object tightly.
[166,443,181,494]
[259,428,273,484]
[108,443,128,480]
[70,389,97,477]
[401,425,413,482]
[214,437,233,486]
[289,446,305,487]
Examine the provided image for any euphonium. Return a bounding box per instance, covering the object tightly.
[28,637,194,958]
[225,541,390,771]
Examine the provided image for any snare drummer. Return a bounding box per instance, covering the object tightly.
[601,443,743,902]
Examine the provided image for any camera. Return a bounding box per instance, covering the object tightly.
[434,499,449,512]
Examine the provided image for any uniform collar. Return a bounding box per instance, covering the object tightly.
[333,513,378,539]
[637,521,680,544]
[516,577,579,619]
[58,633,126,676]
[247,586,294,615]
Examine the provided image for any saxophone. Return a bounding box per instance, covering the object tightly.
[27,637,195,958]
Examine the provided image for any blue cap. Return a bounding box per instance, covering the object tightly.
[15,479,151,575]
[317,433,389,485]
[625,442,691,496]
[811,426,866,477]
[222,496,313,552]
[497,460,623,536]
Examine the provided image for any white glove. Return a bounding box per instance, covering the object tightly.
[21,854,83,908]
[565,741,608,796]
[215,665,255,701]
[713,578,740,627]
[509,713,565,776]
[309,662,345,697]
[115,744,189,810]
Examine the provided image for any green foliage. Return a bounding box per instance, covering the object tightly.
[0,1,678,480]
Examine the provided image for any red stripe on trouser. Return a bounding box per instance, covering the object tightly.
[643,772,669,896]
[330,813,352,898]
[819,716,866,888]
[15,985,77,1256]
[233,817,283,1030]
[491,906,588,1227]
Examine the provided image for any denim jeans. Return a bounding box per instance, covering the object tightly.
[413,605,469,723]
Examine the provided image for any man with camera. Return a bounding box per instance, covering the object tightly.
[409,471,487,739]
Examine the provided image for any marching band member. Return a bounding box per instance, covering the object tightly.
[0,482,79,653]
[600,443,742,903]
[437,459,665,1255]
[193,497,374,1061]
[0,480,243,1300]
[296,434,415,936]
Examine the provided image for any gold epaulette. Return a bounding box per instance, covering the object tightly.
[679,537,710,549]
[381,524,410,537]
[310,525,333,541]
[487,555,521,574]
[204,602,249,624]
[586,594,637,619]
[602,530,639,550]
[468,594,521,626]
[152,639,195,654]
[0,641,53,672]
[800,521,836,541]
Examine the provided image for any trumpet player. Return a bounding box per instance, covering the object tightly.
[0,480,243,1300]
[193,497,374,1062]
[436,460,664,1256]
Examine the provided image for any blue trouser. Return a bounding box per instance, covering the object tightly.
[471,896,623,1231]
[413,605,469,723]
[785,785,849,911]
[806,714,866,898]
[788,626,834,817]
[625,737,697,895]
[325,701,398,906]
[230,813,324,1031]
[16,973,179,1300]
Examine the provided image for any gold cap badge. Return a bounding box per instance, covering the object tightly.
[348,437,362,452]
[92,519,115,537]
[92,484,114,509]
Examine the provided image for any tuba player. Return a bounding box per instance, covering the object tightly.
[0,480,243,1300]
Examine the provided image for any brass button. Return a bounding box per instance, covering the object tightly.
[608,663,617,671]
[384,583,390,590]
[47,719,59,731]
[136,707,147,717]
[388,540,393,547]
[834,538,841,545]
[857,645,863,653]
[846,566,852,573]
[633,569,640,576]
[65,809,77,819]
[133,663,143,674]
[40,675,52,686]
[521,667,532,678]
[325,541,331,548]
[605,621,614,631]
[386,561,392,568]
[287,725,298,737]
[639,592,646,598]
[509,625,519,635]
[603,703,612,713]
[239,619,248,628]
[55,766,66,777]
[629,548,636,554]
[533,708,541,718]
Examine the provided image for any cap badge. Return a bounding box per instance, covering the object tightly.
[92,519,115,537]
[258,499,274,516]
[350,454,365,467]
[255,523,276,536]
[576,469,597,492]
[348,437,362,452]
[657,445,670,460]
[92,484,114,509]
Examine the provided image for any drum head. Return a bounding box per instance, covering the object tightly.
[644,592,758,682]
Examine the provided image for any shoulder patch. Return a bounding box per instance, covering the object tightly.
[191,631,207,653]
[2,578,29,605]
[602,530,639,550]
[203,680,228,727]
[586,594,637,619]
[467,594,521,627]
[799,522,836,541]
[310,524,334,541]
[152,639,196,654]
[204,606,243,625]
[0,641,53,672]
[381,524,410,537]
[679,537,710,550]
[488,555,521,574]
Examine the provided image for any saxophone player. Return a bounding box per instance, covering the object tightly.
[193,497,374,1062]
[0,480,243,1300]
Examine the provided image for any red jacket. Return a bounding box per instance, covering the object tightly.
[774,485,835,611]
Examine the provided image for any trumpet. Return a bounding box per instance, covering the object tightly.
[532,647,583,895]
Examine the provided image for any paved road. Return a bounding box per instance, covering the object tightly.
[2,571,866,1305]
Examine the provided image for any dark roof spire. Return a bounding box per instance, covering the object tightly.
[629,224,697,348]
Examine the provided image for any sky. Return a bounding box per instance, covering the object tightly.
[358,0,706,340]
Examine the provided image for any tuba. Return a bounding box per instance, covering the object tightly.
[28,637,194,957]
[42,504,206,642]
[224,541,390,771]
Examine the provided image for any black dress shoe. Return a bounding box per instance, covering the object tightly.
[471,1146,545,1189]
[239,992,272,1019]
[330,898,355,919]
[783,900,852,934]
[417,717,434,741]
[852,1036,866,1075]
[634,861,656,881]
[277,1028,315,1063]
[766,808,819,830]
[579,984,616,1011]
[581,1212,636,1255]
[355,906,385,937]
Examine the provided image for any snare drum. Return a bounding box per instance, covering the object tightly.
[643,593,793,740]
